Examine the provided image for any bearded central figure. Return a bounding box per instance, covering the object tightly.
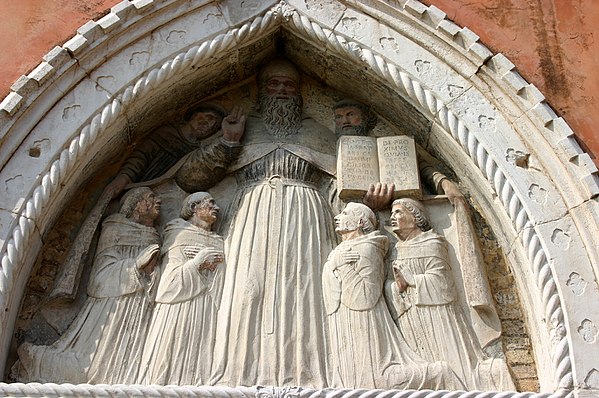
[203,58,338,388]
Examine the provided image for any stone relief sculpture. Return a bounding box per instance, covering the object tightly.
[106,103,242,197]
[208,58,338,388]
[16,187,161,384]
[323,202,462,390]
[49,103,244,302]
[388,198,515,390]
[14,56,518,392]
[140,192,225,385]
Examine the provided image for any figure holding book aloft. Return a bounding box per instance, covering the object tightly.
[333,99,464,209]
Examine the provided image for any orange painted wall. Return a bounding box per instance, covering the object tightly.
[1,0,597,163]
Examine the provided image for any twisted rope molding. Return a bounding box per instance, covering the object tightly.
[284,9,572,393]
[0,383,559,398]
[0,1,574,395]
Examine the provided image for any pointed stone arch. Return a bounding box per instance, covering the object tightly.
[0,1,598,395]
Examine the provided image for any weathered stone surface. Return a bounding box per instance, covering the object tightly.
[420,0,599,167]
[16,188,160,384]
[8,54,524,389]
[0,75,113,221]
[337,136,381,199]
[388,198,515,390]
[3,2,599,396]
[377,136,420,196]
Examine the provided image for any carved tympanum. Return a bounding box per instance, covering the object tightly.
[15,58,516,392]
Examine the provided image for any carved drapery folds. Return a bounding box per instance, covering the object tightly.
[12,56,514,392]
[1,0,598,397]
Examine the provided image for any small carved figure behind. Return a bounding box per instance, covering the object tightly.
[332,99,464,210]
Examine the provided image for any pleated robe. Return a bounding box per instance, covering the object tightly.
[18,214,159,384]
[322,232,461,390]
[140,219,224,385]
[204,109,347,387]
[393,230,511,390]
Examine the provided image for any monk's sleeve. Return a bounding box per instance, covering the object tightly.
[87,247,143,298]
[411,256,456,305]
[154,247,210,304]
[119,125,177,183]
[175,137,242,192]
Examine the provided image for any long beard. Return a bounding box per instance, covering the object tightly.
[259,93,303,138]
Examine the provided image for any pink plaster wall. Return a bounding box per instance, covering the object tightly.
[0,0,114,96]
[1,0,597,163]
